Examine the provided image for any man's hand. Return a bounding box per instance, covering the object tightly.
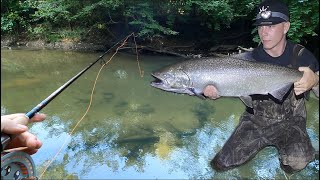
[1,113,46,154]
[203,85,220,100]
[294,67,319,96]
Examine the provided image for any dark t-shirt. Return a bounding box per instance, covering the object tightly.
[252,40,319,72]
[246,40,319,118]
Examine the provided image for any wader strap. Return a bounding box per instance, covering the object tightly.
[291,44,305,68]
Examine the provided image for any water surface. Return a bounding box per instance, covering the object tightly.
[1,48,319,179]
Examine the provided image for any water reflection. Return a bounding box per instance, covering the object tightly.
[1,49,319,179]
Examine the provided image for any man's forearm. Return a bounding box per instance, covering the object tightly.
[312,71,319,97]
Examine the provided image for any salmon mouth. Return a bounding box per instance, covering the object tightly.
[150,73,191,95]
[150,74,164,87]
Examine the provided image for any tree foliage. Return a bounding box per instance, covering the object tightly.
[285,0,319,42]
[1,0,319,44]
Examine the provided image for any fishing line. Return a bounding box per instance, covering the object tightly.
[133,34,144,77]
[2,146,28,153]
[39,32,142,178]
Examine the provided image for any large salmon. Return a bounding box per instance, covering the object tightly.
[150,53,303,107]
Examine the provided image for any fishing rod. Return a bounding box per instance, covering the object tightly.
[1,34,132,179]
[26,50,110,119]
[1,48,112,149]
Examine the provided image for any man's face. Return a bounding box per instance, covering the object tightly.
[257,22,290,50]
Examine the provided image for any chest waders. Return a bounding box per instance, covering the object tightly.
[210,45,315,174]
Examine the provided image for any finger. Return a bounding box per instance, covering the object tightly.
[6,132,42,155]
[298,67,304,72]
[1,118,28,134]
[9,132,42,151]
[298,67,309,72]
[295,90,301,96]
[24,148,39,155]
[295,85,308,91]
[294,88,306,96]
[294,86,304,91]
[294,81,305,87]
[210,96,219,100]
[22,131,42,150]
[1,113,25,120]
[294,83,308,91]
[2,113,46,123]
[29,113,46,123]
[1,124,28,134]
[1,114,29,126]
[14,115,30,125]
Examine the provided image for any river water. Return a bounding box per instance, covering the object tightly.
[1,48,319,179]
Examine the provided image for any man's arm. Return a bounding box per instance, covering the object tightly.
[294,67,319,97]
[311,71,319,97]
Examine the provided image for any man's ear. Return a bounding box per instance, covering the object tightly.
[284,22,290,34]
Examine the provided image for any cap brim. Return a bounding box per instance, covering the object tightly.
[253,17,286,26]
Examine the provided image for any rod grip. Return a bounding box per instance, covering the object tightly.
[1,115,29,151]
[1,133,11,151]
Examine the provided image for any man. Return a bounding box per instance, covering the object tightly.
[1,113,46,154]
[203,0,319,174]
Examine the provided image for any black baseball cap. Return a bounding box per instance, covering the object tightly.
[254,0,290,26]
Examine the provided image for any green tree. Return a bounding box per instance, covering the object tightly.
[286,0,319,43]
[1,0,319,45]
[1,0,36,34]
[124,1,179,39]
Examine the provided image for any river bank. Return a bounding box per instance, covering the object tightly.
[1,34,252,58]
[1,35,106,52]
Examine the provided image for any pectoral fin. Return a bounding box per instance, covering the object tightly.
[189,87,206,100]
[240,96,253,108]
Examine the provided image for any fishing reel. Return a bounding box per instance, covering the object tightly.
[1,133,37,180]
